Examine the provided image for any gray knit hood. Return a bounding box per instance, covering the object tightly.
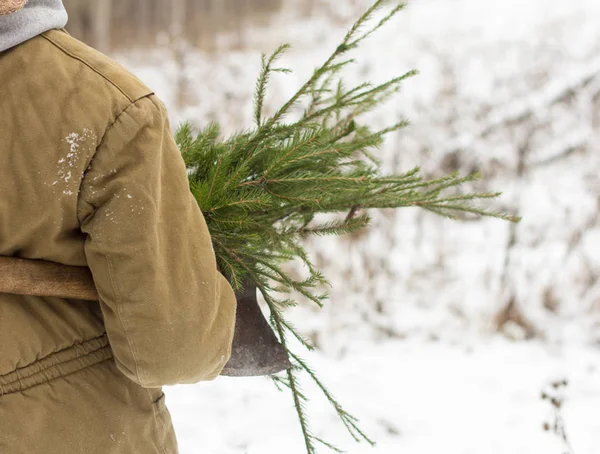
[0,0,67,52]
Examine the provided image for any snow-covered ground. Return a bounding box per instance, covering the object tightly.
[113,0,600,452]
[166,339,600,454]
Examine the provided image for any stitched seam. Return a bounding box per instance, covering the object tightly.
[6,333,108,375]
[0,346,111,389]
[0,349,113,396]
[40,31,154,215]
[81,97,156,385]
[145,388,168,454]
[90,202,146,388]
[41,33,134,103]
[95,98,144,160]
[76,99,133,223]
[106,248,147,386]
[78,98,151,221]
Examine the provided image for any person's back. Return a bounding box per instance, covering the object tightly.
[0,1,237,453]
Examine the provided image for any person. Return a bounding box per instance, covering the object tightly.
[0,1,238,452]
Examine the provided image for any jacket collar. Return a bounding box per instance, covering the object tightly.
[0,0,67,52]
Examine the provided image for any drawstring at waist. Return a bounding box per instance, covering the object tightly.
[0,333,112,396]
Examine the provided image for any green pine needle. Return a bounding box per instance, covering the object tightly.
[175,1,519,452]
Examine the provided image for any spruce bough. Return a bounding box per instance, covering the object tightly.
[176,1,519,452]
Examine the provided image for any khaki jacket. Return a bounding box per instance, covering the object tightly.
[0,29,237,453]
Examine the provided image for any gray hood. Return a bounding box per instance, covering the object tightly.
[0,0,67,52]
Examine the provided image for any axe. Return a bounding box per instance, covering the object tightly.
[0,256,291,377]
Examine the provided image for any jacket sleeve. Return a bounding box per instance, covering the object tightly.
[77,95,237,388]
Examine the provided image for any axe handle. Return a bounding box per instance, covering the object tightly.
[0,256,291,377]
[0,256,98,301]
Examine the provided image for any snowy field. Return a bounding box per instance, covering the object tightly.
[166,339,600,454]
[114,0,600,452]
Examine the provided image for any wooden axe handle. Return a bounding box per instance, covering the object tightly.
[0,256,291,377]
[0,256,99,301]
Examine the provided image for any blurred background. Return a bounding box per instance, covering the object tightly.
[61,1,600,453]
[63,0,290,52]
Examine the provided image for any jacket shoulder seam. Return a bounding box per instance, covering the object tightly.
[40,32,146,103]
[78,95,156,214]
[96,95,157,159]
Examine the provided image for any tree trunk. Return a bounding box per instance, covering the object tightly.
[93,0,112,53]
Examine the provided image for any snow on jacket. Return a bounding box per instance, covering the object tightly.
[0,23,237,454]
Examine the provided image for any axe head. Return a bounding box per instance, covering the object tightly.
[220,281,292,377]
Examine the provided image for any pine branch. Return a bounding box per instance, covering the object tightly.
[239,264,323,454]
[254,44,292,127]
[289,351,376,447]
[280,317,316,352]
[175,1,520,453]
[262,0,406,130]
